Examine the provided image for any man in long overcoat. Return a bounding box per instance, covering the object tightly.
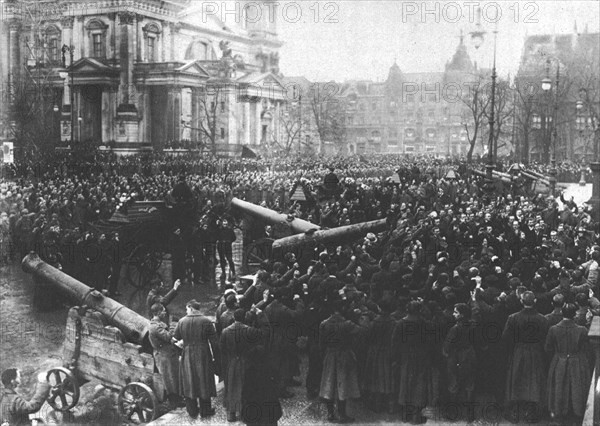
[544,303,591,421]
[502,291,549,422]
[265,287,304,398]
[319,299,364,423]
[392,300,432,424]
[148,303,182,408]
[174,299,221,419]
[220,308,265,422]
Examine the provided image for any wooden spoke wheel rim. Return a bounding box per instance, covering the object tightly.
[118,382,158,424]
[46,367,80,412]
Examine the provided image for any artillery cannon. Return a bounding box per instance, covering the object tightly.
[272,219,389,254]
[230,199,390,270]
[22,253,167,424]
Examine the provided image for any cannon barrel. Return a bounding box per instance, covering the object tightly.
[471,169,512,184]
[22,252,150,345]
[521,170,551,186]
[231,197,320,234]
[272,219,389,253]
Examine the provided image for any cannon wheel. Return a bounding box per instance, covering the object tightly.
[242,238,274,273]
[46,367,80,412]
[118,382,159,424]
[125,244,163,288]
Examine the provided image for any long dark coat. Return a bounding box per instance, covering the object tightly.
[220,321,261,413]
[148,318,180,395]
[502,306,549,404]
[174,313,220,400]
[442,319,477,394]
[363,313,394,394]
[319,313,362,401]
[545,319,591,417]
[265,299,304,382]
[392,315,432,407]
[242,346,283,426]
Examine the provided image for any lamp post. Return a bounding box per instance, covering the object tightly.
[470,8,498,192]
[61,44,75,147]
[541,58,559,196]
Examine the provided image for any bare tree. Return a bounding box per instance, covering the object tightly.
[276,97,313,155]
[461,75,490,163]
[480,77,515,161]
[310,85,347,155]
[197,85,223,155]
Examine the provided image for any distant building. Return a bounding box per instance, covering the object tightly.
[0,0,285,154]
[336,34,479,156]
[515,26,600,162]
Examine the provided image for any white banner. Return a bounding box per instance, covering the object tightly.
[2,142,14,164]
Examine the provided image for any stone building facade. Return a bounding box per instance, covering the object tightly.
[0,0,285,154]
[338,36,479,156]
[515,27,599,163]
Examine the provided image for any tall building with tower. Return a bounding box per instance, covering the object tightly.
[337,34,481,156]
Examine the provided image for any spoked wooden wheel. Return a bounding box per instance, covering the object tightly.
[118,382,159,424]
[125,245,163,289]
[46,367,80,412]
[242,238,274,273]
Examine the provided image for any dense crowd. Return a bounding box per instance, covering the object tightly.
[1,151,599,425]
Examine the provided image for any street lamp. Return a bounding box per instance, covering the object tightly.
[541,58,559,196]
[469,8,498,191]
[61,45,75,146]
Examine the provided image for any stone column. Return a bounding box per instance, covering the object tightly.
[114,13,120,63]
[135,15,141,62]
[77,16,85,59]
[9,21,20,77]
[161,22,167,62]
[244,101,251,145]
[115,12,139,144]
[174,87,182,141]
[191,88,199,143]
[255,100,261,145]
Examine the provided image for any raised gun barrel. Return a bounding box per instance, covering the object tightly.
[22,252,150,345]
[272,219,389,253]
[231,197,320,234]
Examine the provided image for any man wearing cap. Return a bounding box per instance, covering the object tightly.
[146,278,182,319]
[174,299,220,419]
[502,291,549,422]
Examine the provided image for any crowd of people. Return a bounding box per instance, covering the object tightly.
[1,150,599,425]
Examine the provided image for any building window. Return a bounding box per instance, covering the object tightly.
[221,127,225,139]
[147,36,156,62]
[86,20,108,59]
[48,37,59,63]
[92,33,104,58]
[143,23,161,62]
[220,101,225,113]
[372,102,377,111]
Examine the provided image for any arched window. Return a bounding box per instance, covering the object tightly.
[44,25,61,64]
[185,40,213,61]
[143,23,161,62]
[86,19,108,58]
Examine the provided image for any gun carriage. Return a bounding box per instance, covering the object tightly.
[23,253,169,424]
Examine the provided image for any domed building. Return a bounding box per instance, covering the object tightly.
[0,0,286,154]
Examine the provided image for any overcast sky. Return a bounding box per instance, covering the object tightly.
[272,0,600,82]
